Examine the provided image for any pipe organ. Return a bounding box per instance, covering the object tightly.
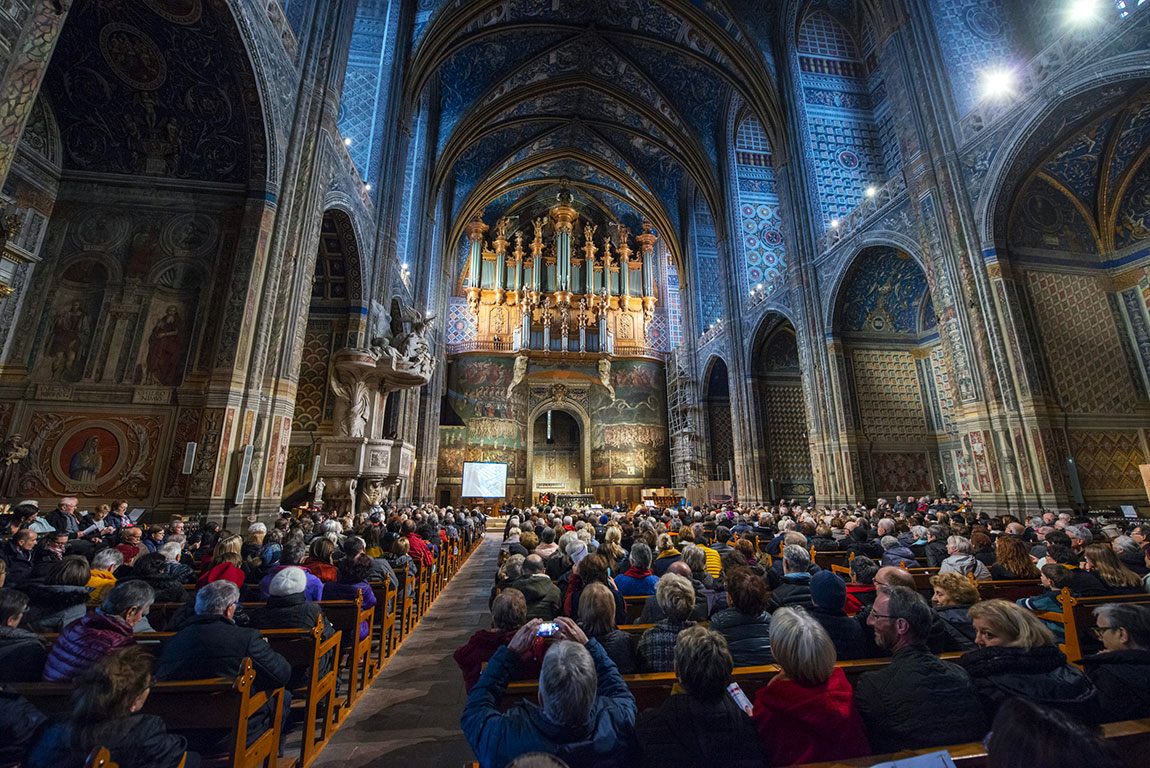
[460,188,660,357]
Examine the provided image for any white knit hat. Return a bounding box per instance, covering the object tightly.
[269,567,307,597]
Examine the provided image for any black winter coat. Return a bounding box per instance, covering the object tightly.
[934,605,978,650]
[854,646,986,754]
[1080,648,1150,721]
[708,608,772,667]
[924,540,949,568]
[22,583,92,633]
[249,593,335,689]
[959,644,1099,723]
[638,582,710,624]
[633,694,767,768]
[123,573,191,605]
[155,614,291,693]
[0,626,49,682]
[592,629,638,674]
[27,714,186,768]
[811,606,865,660]
[0,543,33,584]
[0,686,47,768]
[767,573,813,612]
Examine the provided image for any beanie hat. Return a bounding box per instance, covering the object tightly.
[810,570,846,610]
[269,566,307,597]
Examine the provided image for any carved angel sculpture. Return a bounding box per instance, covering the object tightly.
[598,357,615,402]
[506,354,528,398]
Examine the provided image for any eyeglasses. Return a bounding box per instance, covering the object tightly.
[869,611,896,620]
[1090,625,1117,639]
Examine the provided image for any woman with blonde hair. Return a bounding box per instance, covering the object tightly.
[751,607,870,764]
[651,532,681,577]
[600,524,627,571]
[1083,544,1145,595]
[578,582,635,673]
[930,571,980,650]
[960,599,1099,722]
[197,533,247,590]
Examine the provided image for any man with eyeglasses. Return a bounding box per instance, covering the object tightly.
[156,580,292,753]
[853,585,986,754]
[1080,603,1150,721]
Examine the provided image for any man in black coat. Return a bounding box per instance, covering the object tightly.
[854,585,986,753]
[156,580,292,752]
[1080,603,1150,721]
[44,498,81,540]
[0,588,49,682]
[0,531,36,585]
[506,555,561,620]
[766,544,815,612]
[924,525,950,567]
[248,567,335,690]
[0,685,46,767]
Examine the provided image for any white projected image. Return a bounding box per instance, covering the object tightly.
[462,461,508,497]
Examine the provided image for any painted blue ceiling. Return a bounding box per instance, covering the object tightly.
[838,247,935,335]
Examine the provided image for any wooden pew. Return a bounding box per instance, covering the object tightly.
[15,658,288,768]
[368,579,397,679]
[318,595,375,712]
[976,578,1043,601]
[812,549,850,571]
[1033,588,1150,666]
[501,652,962,711]
[623,595,648,624]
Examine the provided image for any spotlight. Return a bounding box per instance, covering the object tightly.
[830,219,840,228]
[364,183,373,191]
[344,137,353,146]
[757,283,763,290]
[1068,0,1099,22]
[980,67,1016,101]
[865,186,877,198]
[402,262,409,270]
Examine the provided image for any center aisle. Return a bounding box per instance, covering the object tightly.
[310,532,500,767]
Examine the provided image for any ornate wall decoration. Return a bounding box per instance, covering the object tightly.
[162,406,201,498]
[19,411,163,498]
[838,247,934,334]
[926,0,1018,115]
[1026,270,1139,414]
[1069,431,1146,491]
[871,452,931,494]
[851,349,929,441]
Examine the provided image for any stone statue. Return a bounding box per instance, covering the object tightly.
[506,354,528,398]
[360,478,385,511]
[0,434,29,498]
[598,357,615,402]
[330,369,370,438]
[312,477,325,507]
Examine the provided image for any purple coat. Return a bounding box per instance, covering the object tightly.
[322,581,376,640]
[42,610,135,682]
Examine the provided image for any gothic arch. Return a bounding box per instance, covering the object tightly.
[823,233,929,330]
[525,398,593,497]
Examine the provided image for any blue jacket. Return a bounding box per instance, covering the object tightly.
[614,572,658,597]
[462,639,636,768]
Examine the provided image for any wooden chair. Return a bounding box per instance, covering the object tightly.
[368,579,397,677]
[623,595,648,624]
[84,747,118,768]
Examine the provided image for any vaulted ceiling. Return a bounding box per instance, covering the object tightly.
[406,0,785,260]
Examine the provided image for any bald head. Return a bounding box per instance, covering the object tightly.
[522,554,545,575]
[1006,522,1025,537]
[667,561,692,579]
[875,565,914,589]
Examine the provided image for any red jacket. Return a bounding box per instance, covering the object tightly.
[452,629,543,692]
[845,584,875,615]
[301,559,339,583]
[752,667,871,765]
[42,610,136,682]
[406,534,434,568]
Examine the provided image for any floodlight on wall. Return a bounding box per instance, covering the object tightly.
[980,67,1017,101]
[830,219,840,228]
[364,183,372,191]
[865,186,877,198]
[344,137,353,146]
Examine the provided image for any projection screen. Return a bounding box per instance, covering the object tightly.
[461,461,508,498]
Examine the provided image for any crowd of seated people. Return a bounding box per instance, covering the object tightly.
[0,496,485,767]
[463,500,1150,768]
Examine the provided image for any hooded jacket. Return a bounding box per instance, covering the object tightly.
[614,568,658,597]
[461,639,636,768]
[880,545,921,569]
[507,574,562,620]
[708,608,772,667]
[1079,648,1150,721]
[634,693,765,768]
[766,573,813,613]
[924,539,950,567]
[939,553,991,581]
[22,583,92,633]
[42,610,136,682]
[753,667,870,765]
[959,644,1099,723]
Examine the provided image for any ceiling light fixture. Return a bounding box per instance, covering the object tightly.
[980,67,1017,101]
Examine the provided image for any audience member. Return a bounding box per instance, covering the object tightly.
[302,537,339,582]
[454,589,543,693]
[638,562,707,623]
[986,698,1123,768]
[614,542,657,597]
[1082,544,1145,595]
[1079,603,1150,720]
[961,599,1098,722]
[651,533,681,577]
[86,547,123,607]
[0,588,49,681]
[879,534,920,568]
[509,554,562,620]
[28,646,193,768]
[939,536,991,581]
[708,566,772,667]
[990,535,1040,580]
[931,571,980,650]
[855,585,986,752]
[461,616,636,768]
[42,578,153,684]
[322,553,377,640]
[844,555,877,612]
[766,544,814,611]
[809,570,865,660]
[578,582,636,674]
[0,530,36,584]
[633,626,763,768]
[752,607,870,764]
[637,573,697,672]
[0,684,45,768]
[23,555,92,633]
[250,567,335,690]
